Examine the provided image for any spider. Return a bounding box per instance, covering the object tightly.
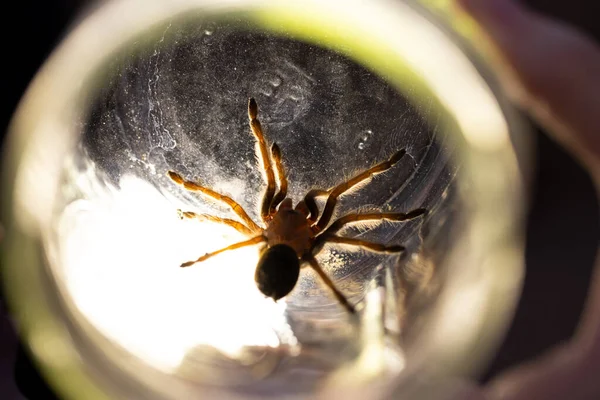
[167,98,427,313]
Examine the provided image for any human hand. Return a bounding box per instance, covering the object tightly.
[444,0,600,399]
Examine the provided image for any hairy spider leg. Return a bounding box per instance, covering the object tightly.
[248,98,277,222]
[167,171,261,232]
[314,149,407,232]
[180,235,266,268]
[295,189,329,223]
[321,209,428,236]
[269,142,288,214]
[307,209,426,304]
[302,254,356,314]
[178,210,256,236]
[314,235,405,253]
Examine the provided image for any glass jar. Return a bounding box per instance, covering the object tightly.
[1,0,530,399]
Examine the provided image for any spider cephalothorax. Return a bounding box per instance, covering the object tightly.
[168,98,426,313]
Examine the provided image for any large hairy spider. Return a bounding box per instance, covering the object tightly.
[167,98,426,313]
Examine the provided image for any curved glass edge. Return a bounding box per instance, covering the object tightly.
[419,0,498,55]
[0,0,530,399]
[250,0,529,388]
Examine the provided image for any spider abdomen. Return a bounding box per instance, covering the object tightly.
[255,244,300,301]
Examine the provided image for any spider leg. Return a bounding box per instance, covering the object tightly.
[269,143,288,214]
[314,149,407,232]
[302,254,356,314]
[322,209,427,236]
[178,210,256,236]
[168,171,261,232]
[315,234,405,254]
[248,98,277,222]
[295,189,329,222]
[180,235,266,268]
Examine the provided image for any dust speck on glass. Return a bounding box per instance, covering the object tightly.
[52,17,456,394]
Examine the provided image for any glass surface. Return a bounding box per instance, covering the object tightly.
[52,18,449,394]
[1,1,528,399]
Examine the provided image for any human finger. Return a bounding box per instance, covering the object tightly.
[455,1,600,399]
[457,0,600,181]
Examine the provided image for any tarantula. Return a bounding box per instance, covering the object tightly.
[167,98,426,313]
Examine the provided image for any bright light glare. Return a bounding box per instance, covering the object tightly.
[360,286,404,376]
[56,174,294,372]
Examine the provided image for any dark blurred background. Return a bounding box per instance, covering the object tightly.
[1,0,598,398]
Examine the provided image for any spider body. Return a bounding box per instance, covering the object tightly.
[263,199,314,256]
[255,199,313,301]
[168,98,427,313]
